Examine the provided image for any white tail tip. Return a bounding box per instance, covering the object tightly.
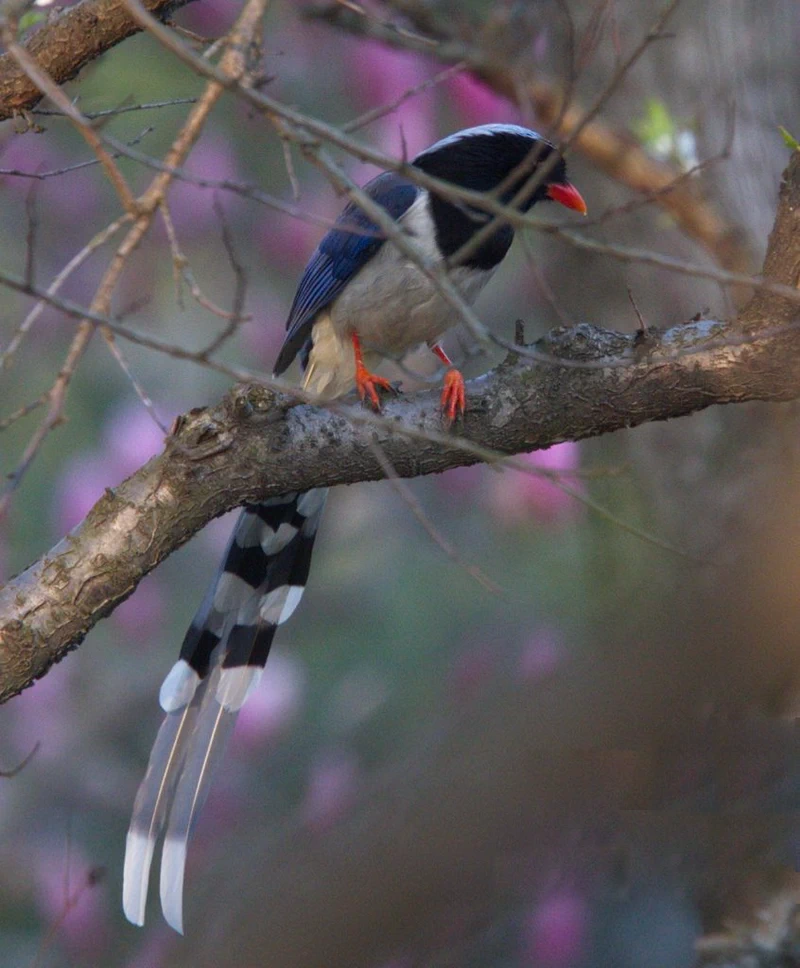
[160,836,187,934]
[122,831,156,926]
[159,660,201,713]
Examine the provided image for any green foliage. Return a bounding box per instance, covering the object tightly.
[18,10,47,33]
[779,125,800,152]
[633,97,698,171]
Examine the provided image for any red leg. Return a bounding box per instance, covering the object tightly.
[352,332,392,410]
[431,343,466,426]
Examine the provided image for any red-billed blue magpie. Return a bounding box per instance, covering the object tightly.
[123,123,586,932]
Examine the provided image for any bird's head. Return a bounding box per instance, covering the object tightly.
[413,123,586,215]
[411,124,585,269]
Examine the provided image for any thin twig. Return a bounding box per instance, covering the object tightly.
[0,392,48,432]
[342,61,466,133]
[0,741,40,778]
[1,27,138,214]
[0,0,270,514]
[196,195,250,356]
[0,214,132,372]
[0,123,156,180]
[368,440,507,597]
[32,97,198,119]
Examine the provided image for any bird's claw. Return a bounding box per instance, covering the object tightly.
[440,369,466,428]
[355,367,394,410]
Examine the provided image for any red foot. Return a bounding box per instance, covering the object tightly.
[356,366,393,410]
[351,332,392,410]
[440,368,466,426]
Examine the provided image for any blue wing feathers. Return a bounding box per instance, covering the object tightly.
[273,173,418,375]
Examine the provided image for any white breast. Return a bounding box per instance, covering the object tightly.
[303,191,494,400]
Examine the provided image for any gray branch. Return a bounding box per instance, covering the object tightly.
[0,0,195,122]
[0,152,798,704]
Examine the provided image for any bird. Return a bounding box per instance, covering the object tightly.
[122,123,586,933]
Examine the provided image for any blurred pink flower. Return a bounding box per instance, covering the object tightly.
[55,454,109,533]
[0,530,7,584]
[112,574,165,641]
[9,657,73,762]
[103,402,167,477]
[449,642,497,703]
[34,844,110,958]
[233,652,306,751]
[124,933,172,968]
[0,132,53,186]
[202,508,241,556]
[519,627,564,683]
[348,42,436,182]
[521,890,589,968]
[178,0,237,34]
[487,442,584,526]
[447,72,517,128]
[55,403,166,534]
[328,664,388,732]
[301,750,360,833]
[0,133,102,227]
[436,462,484,496]
[257,193,334,274]
[242,289,295,365]
[169,134,241,231]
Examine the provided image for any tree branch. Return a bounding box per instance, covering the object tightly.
[0,0,196,122]
[309,0,753,277]
[0,152,798,702]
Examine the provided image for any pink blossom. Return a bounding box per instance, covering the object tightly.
[112,574,165,641]
[202,508,241,556]
[328,664,388,731]
[257,192,335,274]
[124,933,172,968]
[233,652,306,751]
[33,844,110,958]
[241,290,287,367]
[436,462,484,496]
[55,453,109,533]
[55,403,166,534]
[9,657,76,765]
[179,0,237,34]
[519,628,564,683]
[521,890,589,967]
[0,132,54,185]
[0,530,7,584]
[348,41,436,182]
[487,442,584,525]
[301,750,360,833]
[169,134,241,231]
[447,72,517,128]
[449,642,497,703]
[103,403,166,477]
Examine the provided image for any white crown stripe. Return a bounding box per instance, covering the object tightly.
[414,124,543,160]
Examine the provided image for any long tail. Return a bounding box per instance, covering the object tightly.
[123,488,328,932]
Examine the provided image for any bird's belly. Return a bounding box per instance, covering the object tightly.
[332,259,490,355]
[303,254,492,400]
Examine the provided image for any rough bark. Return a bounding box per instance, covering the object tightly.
[0,0,194,122]
[0,150,797,704]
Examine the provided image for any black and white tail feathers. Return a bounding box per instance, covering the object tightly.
[123,487,328,932]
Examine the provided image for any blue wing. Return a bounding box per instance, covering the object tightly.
[273,172,419,375]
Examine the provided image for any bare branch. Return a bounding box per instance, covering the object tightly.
[2,145,797,701]
[1,22,140,214]
[0,0,195,121]
[310,0,752,275]
[0,0,269,514]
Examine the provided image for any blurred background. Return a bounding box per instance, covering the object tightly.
[1,0,800,965]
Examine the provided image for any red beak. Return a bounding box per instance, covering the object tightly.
[546,182,587,215]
